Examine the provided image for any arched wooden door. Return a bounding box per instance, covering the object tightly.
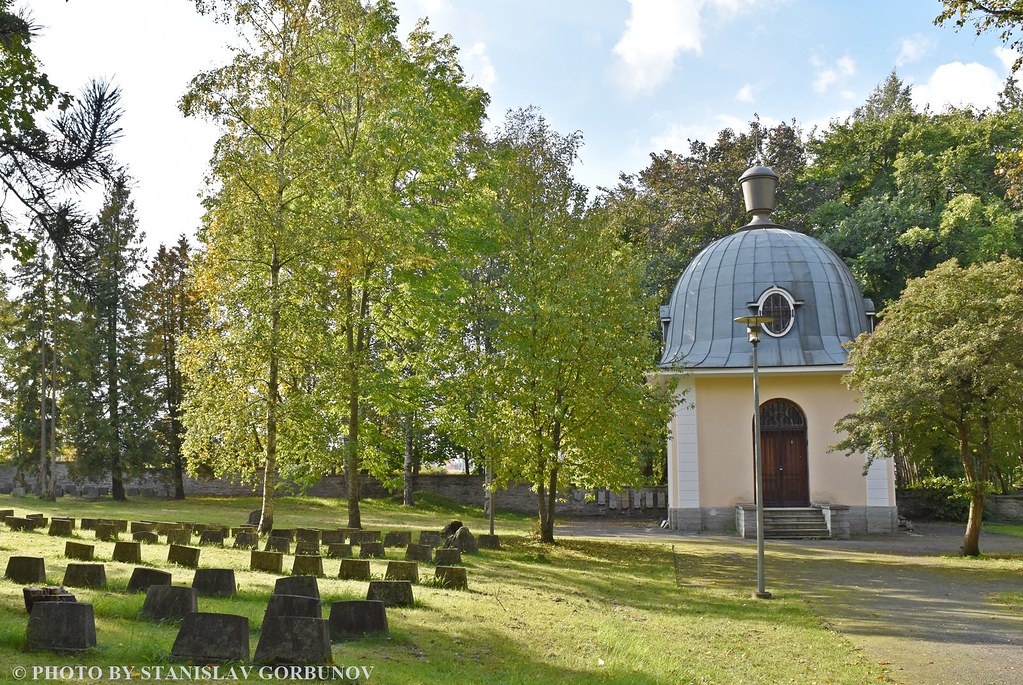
[755,399,809,507]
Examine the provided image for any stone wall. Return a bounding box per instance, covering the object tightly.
[987,494,1023,522]
[0,462,666,518]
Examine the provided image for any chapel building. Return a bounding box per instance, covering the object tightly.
[658,166,897,537]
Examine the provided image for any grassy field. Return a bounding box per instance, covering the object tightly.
[0,493,898,684]
[986,522,1023,539]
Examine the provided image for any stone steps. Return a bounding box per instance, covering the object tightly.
[761,508,830,539]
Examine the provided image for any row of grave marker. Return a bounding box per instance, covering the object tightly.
[22,573,416,662]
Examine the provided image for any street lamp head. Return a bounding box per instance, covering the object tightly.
[738,165,779,228]
[734,315,776,344]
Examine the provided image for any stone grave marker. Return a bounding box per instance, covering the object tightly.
[294,540,320,556]
[328,600,388,640]
[170,613,249,662]
[23,586,75,613]
[26,602,96,652]
[192,568,237,597]
[404,544,433,562]
[435,565,468,590]
[359,542,385,559]
[94,522,120,542]
[434,548,462,565]
[264,536,291,554]
[5,556,45,584]
[126,567,172,593]
[112,541,143,564]
[250,550,284,574]
[382,531,412,548]
[166,528,192,546]
[291,555,324,577]
[62,563,106,589]
[366,580,414,608]
[418,531,442,548]
[140,585,197,621]
[6,516,35,532]
[325,543,353,559]
[349,530,381,545]
[198,530,226,547]
[338,559,370,581]
[64,541,95,561]
[132,531,159,544]
[264,594,321,622]
[47,519,74,537]
[168,544,200,568]
[274,575,320,599]
[130,522,157,534]
[233,532,258,549]
[0,508,14,520]
[255,615,331,665]
[384,560,418,583]
[295,528,320,545]
[321,530,345,545]
[269,528,294,542]
[79,518,97,530]
[247,509,261,526]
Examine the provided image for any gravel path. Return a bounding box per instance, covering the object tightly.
[555,520,1023,685]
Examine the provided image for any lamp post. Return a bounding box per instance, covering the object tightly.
[734,315,774,600]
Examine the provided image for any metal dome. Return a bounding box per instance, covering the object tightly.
[659,227,872,368]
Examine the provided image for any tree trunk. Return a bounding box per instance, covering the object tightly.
[345,375,361,528]
[540,464,558,543]
[170,406,186,499]
[38,318,47,498]
[344,284,369,530]
[46,267,58,501]
[109,302,125,501]
[260,250,282,534]
[962,490,984,556]
[402,410,414,506]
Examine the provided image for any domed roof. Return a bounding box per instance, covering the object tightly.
[659,227,871,368]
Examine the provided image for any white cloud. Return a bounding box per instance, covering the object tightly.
[611,0,704,96]
[649,115,780,154]
[895,34,934,66]
[995,46,1021,74]
[462,42,497,91]
[736,83,755,103]
[812,54,856,94]
[912,61,1004,111]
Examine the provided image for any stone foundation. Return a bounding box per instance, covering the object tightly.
[669,504,898,536]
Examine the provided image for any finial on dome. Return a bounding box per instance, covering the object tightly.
[738,165,779,229]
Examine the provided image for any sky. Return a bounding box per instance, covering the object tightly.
[24,0,1014,255]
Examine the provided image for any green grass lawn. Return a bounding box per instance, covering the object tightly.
[0,493,894,684]
[987,522,1023,539]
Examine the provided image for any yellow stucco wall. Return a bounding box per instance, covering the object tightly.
[691,370,890,508]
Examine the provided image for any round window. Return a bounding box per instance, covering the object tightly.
[759,290,794,337]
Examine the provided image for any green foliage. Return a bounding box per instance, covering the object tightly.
[447,108,677,542]
[140,237,202,499]
[182,0,487,529]
[0,2,121,278]
[60,178,156,498]
[808,72,1023,306]
[838,258,1023,554]
[595,118,812,303]
[936,1,1023,72]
